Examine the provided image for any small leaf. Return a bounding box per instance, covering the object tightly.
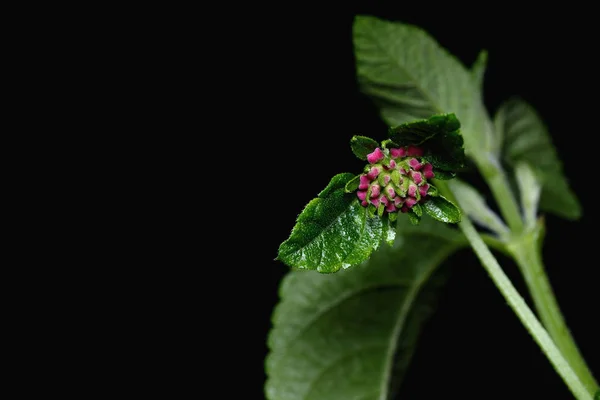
[495,98,581,220]
[318,173,355,198]
[344,175,360,193]
[448,179,509,236]
[388,113,465,172]
[514,162,542,229]
[412,203,423,217]
[423,196,461,223]
[427,185,439,197]
[350,135,379,161]
[368,204,376,218]
[407,210,421,225]
[381,139,398,149]
[266,217,467,400]
[471,49,488,91]
[277,173,384,273]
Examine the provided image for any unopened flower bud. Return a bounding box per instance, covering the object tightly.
[367,148,384,164]
[408,183,418,198]
[405,197,417,208]
[408,158,422,171]
[410,170,423,185]
[385,185,396,199]
[423,163,435,179]
[370,184,381,198]
[390,147,406,158]
[359,175,370,190]
[367,166,381,180]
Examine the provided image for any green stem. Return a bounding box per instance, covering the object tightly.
[475,155,524,233]
[475,154,597,395]
[460,217,591,400]
[508,234,599,395]
[437,180,592,400]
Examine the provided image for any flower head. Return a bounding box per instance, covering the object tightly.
[356,145,434,215]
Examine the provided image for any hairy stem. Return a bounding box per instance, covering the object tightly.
[437,180,592,400]
[475,154,597,395]
[460,217,590,400]
[508,234,599,395]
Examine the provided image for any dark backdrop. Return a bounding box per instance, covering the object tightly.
[245,6,598,399]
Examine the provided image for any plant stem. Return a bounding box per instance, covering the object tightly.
[475,155,597,395]
[475,155,524,233]
[437,180,592,399]
[508,234,599,395]
[459,216,591,400]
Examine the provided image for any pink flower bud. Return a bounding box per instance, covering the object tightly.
[390,147,406,158]
[386,185,396,199]
[410,171,423,185]
[408,158,422,171]
[385,159,396,169]
[357,190,367,201]
[359,175,370,190]
[405,197,417,208]
[419,184,430,197]
[370,184,381,198]
[401,205,409,213]
[361,200,369,207]
[408,183,418,198]
[367,166,381,180]
[407,145,423,157]
[386,203,397,213]
[379,195,389,205]
[381,174,391,186]
[423,163,435,179]
[399,167,408,175]
[367,148,384,164]
[371,197,380,207]
[394,196,404,207]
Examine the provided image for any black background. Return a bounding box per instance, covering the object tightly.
[233,5,599,400]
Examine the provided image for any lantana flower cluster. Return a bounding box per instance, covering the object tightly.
[357,145,435,214]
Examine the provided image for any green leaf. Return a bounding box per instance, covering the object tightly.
[277,173,385,273]
[353,15,494,159]
[412,203,423,217]
[494,98,581,220]
[344,175,360,193]
[427,185,439,197]
[423,196,461,223]
[448,179,509,236]
[387,113,466,172]
[350,135,379,160]
[514,162,542,229]
[471,49,488,91]
[407,210,421,225]
[266,217,466,400]
[594,389,599,400]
